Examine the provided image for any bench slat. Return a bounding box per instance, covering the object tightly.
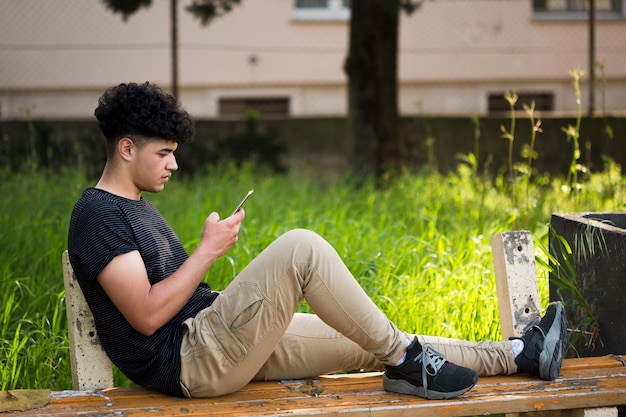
[5,357,625,417]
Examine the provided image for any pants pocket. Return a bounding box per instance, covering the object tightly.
[205,281,277,365]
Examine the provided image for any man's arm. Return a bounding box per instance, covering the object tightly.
[98,210,244,336]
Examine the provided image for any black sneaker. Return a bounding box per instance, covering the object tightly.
[513,301,567,380]
[383,338,478,400]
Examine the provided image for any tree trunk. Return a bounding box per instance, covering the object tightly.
[345,0,402,182]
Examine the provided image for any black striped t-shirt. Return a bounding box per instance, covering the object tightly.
[67,188,218,396]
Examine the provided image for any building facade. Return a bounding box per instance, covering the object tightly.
[0,0,624,120]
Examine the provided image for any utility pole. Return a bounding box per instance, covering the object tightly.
[588,0,595,116]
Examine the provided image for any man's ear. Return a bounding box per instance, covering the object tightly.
[118,137,135,161]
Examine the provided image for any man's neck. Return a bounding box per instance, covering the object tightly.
[96,166,141,200]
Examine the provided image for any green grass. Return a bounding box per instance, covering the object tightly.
[1,161,624,390]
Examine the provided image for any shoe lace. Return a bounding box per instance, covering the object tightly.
[413,343,446,397]
[521,315,546,339]
[416,343,446,375]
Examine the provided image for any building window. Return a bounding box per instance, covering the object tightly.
[292,0,350,22]
[488,92,554,113]
[218,97,290,117]
[533,0,622,19]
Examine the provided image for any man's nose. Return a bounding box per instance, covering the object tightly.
[167,154,178,171]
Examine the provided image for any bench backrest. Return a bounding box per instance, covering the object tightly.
[491,231,541,339]
[62,250,114,390]
[61,231,540,390]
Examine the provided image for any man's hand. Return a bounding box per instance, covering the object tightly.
[197,208,244,260]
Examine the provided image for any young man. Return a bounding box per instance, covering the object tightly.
[67,82,567,399]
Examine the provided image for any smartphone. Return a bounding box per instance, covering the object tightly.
[231,189,254,216]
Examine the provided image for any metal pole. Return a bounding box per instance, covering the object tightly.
[171,0,179,100]
[588,0,595,116]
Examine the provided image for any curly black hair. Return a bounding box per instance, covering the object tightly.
[94,82,194,155]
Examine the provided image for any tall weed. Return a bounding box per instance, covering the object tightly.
[1,151,623,389]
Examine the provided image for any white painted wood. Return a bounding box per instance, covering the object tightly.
[567,408,619,417]
[517,408,618,417]
[62,250,114,390]
[491,231,542,340]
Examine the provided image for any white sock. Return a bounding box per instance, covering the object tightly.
[511,339,524,358]
[394,339,413,366]
[394,352,407,366]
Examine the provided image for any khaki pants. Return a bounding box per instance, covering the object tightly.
[180,229,517,398]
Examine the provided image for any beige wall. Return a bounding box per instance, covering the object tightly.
[1,0,625,119]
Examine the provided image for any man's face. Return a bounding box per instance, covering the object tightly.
[130,138,179,194]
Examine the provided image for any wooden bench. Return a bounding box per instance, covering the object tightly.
[3,355,625,417]
[3,232,626,416]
